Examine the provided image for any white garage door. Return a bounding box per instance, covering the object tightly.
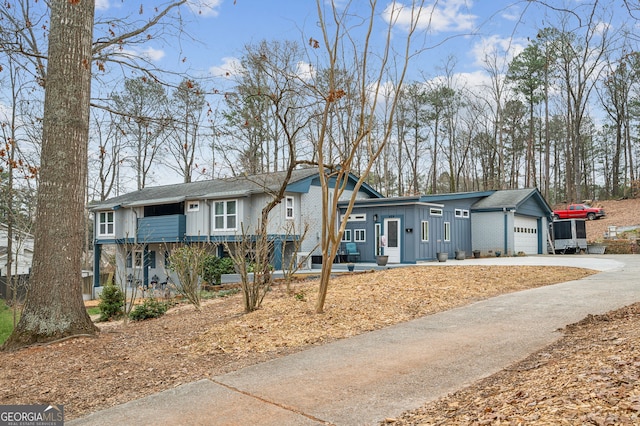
[514,216,539,254]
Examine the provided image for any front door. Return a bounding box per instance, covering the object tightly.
[384,218,401,263]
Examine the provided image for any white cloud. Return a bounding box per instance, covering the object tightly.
[187,0,223,17]
[295,61,315,81]
[141,47,165,62]
[470,35,526,69]
[209,57,244,78]
[387,0,477,34]
[0,103,10,122]
[95,0,110,11]
[115,47,166,63]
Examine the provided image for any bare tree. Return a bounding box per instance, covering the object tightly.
[166,79,206,183]
[3,0,192,350]
[311,0,426,313]
[111,77,169,190]
[3,0,98,349]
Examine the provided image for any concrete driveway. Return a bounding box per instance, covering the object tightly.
[69,255,640,426]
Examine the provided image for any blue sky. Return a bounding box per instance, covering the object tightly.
[94,0,559,92]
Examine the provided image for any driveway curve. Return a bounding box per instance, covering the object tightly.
[70,255,640,426]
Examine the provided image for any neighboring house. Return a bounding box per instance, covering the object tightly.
[338,188,552,263]
[0,223,34,277]
[89,168,382,289]
[0,223,34,300]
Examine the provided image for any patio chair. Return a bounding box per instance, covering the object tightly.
[345,242,360,262]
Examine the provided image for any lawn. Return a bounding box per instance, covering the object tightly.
[0,300,18,345]
[0,302,101,344]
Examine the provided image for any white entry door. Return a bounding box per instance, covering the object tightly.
[384,218,401,263]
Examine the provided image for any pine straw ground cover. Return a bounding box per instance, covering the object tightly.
[0,265,604,421]
[388,303,640,426]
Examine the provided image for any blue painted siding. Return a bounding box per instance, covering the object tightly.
[341,200,475,263]
[137,214,186,243]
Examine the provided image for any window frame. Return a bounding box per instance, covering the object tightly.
[430,208,443,217]
[285,196,294,220]
[354,229,366,242]
[444,222,451,242]
[213,200,238,231]
[187,201,200,212]
[341,229,352,242]
[133,250,144,268]
[98,211,115,237]
[421,220,429,242]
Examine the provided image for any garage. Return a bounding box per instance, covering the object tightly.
[514,215,539,254]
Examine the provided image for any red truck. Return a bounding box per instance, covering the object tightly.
[552,203,605,221]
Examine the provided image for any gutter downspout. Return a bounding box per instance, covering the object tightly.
[503,207,509,255]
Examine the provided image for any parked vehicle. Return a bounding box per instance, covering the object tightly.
[552,203,605,221]
[548,219,588,254]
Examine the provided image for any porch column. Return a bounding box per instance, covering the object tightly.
[93,243,102,288]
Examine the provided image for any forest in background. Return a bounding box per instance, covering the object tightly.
[2,1,640,231]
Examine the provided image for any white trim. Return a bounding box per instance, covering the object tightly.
[430,208,443,216]
[187,201,200,212]
[213,200,237,231]
[354,229,366,242]
[345,213,367,222]
[285,196,294,220]
[421,221,429,242]
[98,211,115,237]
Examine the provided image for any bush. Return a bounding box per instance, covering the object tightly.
[129,298,168,321]
[98,282,124,321]
[201,255,235,286]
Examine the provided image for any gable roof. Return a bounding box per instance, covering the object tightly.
[89,168,382,211]
[471,188,552,214]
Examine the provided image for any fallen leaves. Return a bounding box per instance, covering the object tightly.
[0,265,612,422]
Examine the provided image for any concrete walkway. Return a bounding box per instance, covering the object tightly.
[69,255,640,426]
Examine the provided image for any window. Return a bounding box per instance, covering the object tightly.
[354,229,366,242]
[455,209,463,217]
[187,201,200,212]
[285,196,294,219]
[421,221,429,242]
[444,222,451,242]
[214,200,237,230]
[345,213,367,222]
[98,211,114,236]
[134,250,143,268]
[341,229,352,242]
[463,210,469,218]
[430,208,443,216]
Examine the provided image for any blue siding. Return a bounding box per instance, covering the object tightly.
[341,200,475,263]
[137,214,186,242]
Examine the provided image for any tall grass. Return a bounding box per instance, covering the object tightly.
[0,299,18,345]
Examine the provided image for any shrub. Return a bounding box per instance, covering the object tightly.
[201,255,235,286]
[129,298,168,321]
[98,282,124,321]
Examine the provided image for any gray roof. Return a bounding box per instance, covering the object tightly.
[472,188,552,212]
[89,168,320,211]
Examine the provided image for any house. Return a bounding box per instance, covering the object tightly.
[0,223,34,300]
[89,168,382,289]
[338,188,552,263]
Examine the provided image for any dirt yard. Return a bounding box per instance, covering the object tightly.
[567,198,640,242]
[0,265,598,421]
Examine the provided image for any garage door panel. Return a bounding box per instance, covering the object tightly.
[514,216,538,254]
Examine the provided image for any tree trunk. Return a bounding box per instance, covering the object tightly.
[3,0,98,350]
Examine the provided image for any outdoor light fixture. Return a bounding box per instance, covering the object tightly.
[373,214,378,221]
